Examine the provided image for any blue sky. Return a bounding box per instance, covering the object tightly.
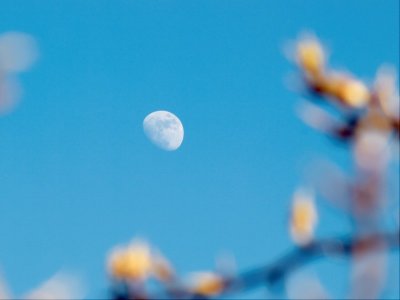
[0,0,399,298]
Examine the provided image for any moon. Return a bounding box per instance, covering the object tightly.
[143,111,184,151]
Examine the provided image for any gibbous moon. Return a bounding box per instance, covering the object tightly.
[143,111,184,151]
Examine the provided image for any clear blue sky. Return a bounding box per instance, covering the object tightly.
[0,1,399,298]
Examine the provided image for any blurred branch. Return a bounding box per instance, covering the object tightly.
[111,230,399,299]
[228,230,399,293]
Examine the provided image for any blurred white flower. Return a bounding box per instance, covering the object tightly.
[0,75,21,115]
[0,272,11,300]
[290,188,318,246]
[0,32,38,73]
[354,130,391,172]
[286,272,330,300]
[374,65,399,119]
[350,250,387,300]
[24,272,84,300]
[0,270,83,300]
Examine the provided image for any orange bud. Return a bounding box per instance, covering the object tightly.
[190,272,224,296]
[296,37,325,76]
[323,73,370,108]
[339,79,370,108]
[107,241,152,281]
[290,189,318,245]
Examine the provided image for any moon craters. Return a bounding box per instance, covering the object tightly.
[143,111,184,151]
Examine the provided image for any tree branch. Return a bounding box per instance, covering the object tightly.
[222,230,400,295]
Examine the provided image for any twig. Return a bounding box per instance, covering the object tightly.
[222,230,400,295]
